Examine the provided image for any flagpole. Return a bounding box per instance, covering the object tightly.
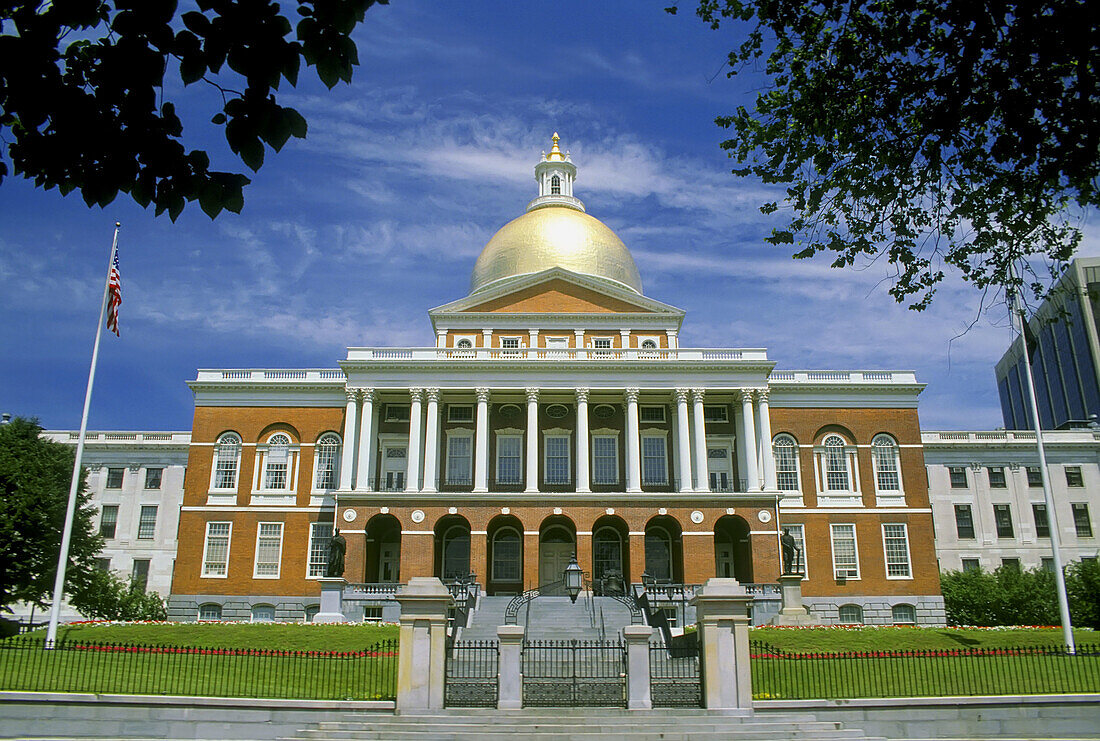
[1009,264,1075,653]
[46,222,120,646]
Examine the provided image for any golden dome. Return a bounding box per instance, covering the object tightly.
[471,206,643,294]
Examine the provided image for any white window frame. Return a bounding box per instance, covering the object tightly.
[210,432,242,492]
[198,603,222,621]
[814,435,861,506]
[251,604,276,622]
[201,521,232,578]
[703,405,728,423]
[491,526,523,582]
[495,433,523,485]
[311,433,341,493]
[445,429,474,485]
[499,336,523,356]
[838,604,864,625]
[871,434,904,506]
[881,523,912,579]
[254,432,299,497]
[253,522,284,579]
[830,523,860,580]
[641,431,669,485]
[307,522,331,578]
[385,404,411,422]
[706,439,735,491]
[784,523,808,580]
[447,404,474,423]
[590,430,620,485]
[137,505,157,540]
[639,405,666,423]
[773,434,802,501]
[144,467,163,490]
[544,429,572,485]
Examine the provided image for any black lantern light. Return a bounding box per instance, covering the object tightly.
[564,554,583,603]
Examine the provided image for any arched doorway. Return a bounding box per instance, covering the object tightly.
[714,515,753,582]
[487,515,524,595]
[591,515,630,594]
[644,516,684,583]
[539,516,576,594]
[364,514,401,583]
[434,515,471,581]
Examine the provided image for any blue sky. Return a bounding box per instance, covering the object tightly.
[2,1,1096,432]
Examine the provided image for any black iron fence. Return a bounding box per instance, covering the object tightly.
[444,639,499,708]
[649,639,702,707]
[0,638,398,700]
[750,641,1100,699]
[522,638,626,707]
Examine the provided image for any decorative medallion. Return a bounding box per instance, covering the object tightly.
[726,507,735,515]
[658,507,668,516]
[757,511,773,523]
[342,509,357,523]
[690,510,704,524]
[499,404,522,419]
[411,509,425,523]
[553,507,563,515]
[546,404,569,419]
[605,507,615,516]
[380,506,389,514]
[593,404,615,419]
[448,506,458,515]
[501,507,510,515]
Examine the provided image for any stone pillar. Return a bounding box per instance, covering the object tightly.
[314,577,347,623]
[770,573,817,626]
[474,387,490,492]
[528,329,538,355]
[339,390,358,490]
[675,389,693,493]
[574,329,585,358]
[497,624,525,710]
[395,577,454,713]
[690,578,753,711]
[422,389,440,493]
[405,388,423,493]
[755,390,777,491]
[739,391,760,491]
[623,624,654,710]
[666,329,678,349]
[355,389,375,492]
[625,388,642,493]
[576,388,590,493]
[436,329,446,348]
[691,389,708,492]
[525,388,540,493]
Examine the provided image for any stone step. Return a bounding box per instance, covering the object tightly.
[285,730,875,740]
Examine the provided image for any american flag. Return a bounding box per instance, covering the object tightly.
[106,248,122,337]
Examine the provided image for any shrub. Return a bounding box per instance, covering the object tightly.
[70,569,167,622]
[1066,559,1100,630]
[941,565,1058,626]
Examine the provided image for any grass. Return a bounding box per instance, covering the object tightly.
[748,626,1096,652]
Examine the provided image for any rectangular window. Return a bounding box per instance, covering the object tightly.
[954,504,975,539]
[99,505,119,539]
[254,522,284,578]
[641,436,668,485]
[307,523,331,577]
[994,504,1014,538]
[639,406,666,423]
[988,467,1007,488]
[447,404,473,423]
[446,435,473,485]
[1073,503,1093,537]
[95,557,111,572]
[830,524,859,579]
[591,436,618,484]
[874,444,900,491]
[1001,557,1021,571]
[214,443,239,490]
[775,442,799,491]
[1041,557,1055,573]
[961,558,981,573]
[492,532,522,582]
[201,522,232,577]
[949,467,968,488]
[385,404,410,422]
[131,559,150,592]
[703,405,728,423]
[882,524,912,578]
[106,468,124,489]
[1026,466,1043,487]
[495,435,523,485]
[137,505,157,540]
[592,337,612,348]
[1066,466,1085,488]
[545,435,571,484]
[144,467,163,489]
[501,337,520,349]
[786,524,807,579]
[1033,503,1050,538]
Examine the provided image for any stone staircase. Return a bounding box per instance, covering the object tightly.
[458,595,638,641]
[278,709,886,740]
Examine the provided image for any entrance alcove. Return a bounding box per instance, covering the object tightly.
[538,515,576,593]
[433,515,472,581]
[364,513,402,583]
[714,515,753,582]
[644,515,684,583]
[591,514,630,593]
[486,514,524,595]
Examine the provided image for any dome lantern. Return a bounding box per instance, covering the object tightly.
[529,132,584,213]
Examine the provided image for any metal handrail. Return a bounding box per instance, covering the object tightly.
[504,579,563,625]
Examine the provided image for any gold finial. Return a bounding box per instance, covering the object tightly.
[546,132,564,161]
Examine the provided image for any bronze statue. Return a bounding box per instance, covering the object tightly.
[325,528,346,578]
[781,528,801,574]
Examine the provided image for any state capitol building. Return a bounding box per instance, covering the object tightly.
[168,136,945,625]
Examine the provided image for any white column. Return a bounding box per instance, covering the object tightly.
[625,388,642,492]
[436,329,446,348]
[575,329,585,359]
[739,390,760,491]
[339,389,358,490]
[620,329,631,353]
[405,389,424,492]
[675,389,693,493]
[576,388,590,493]
[692,389,709,491]
[355,388,375,491]
[528,329,538,354]
[525,388,540,493]
[474,387,490,492]
[666,329,679,349]
[482,329,492,349]
[422,388,440,492]
[756,389,777,490]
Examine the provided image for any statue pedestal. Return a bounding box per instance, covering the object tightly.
[313,577,348,623]
[769,574,818,626]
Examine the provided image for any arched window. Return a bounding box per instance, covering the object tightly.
[551,174,561,194]
[838,604,863,625]
[263,433,292,490]
[251,604,275,622]
[491,527,522,582]
[304,605,320,623]
[441,525,471,580]
[892,603,916,624]
[198,603,222,621]
[824,435,851,491]
[593,527,624,583]
[872,434,901,492]
[212,433,241,490]
[313,433,341,490]
[640,339,657,349]
[644,526,673,582]
[456,338,473,349]
[773,434,800,491]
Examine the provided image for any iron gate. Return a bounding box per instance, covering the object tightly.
[649,636,702,707]
[522,639,626,707]
[444,639,498,707]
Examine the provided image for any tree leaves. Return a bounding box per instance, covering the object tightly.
[0,1,388,221]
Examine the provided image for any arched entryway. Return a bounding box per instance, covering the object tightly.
[539,516,576,594]
[644,516,684,583]
[591,515,630,594]
[434,515,472,581]
[486,514,524,595]
[714,515,753,582]
[364,514,401,583]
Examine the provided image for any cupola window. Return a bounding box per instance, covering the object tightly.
[551,175,561,194]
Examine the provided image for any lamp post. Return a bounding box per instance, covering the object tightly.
[564,554,583,604]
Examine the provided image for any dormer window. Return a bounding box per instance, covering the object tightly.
[456,338,472,349]
[551,175,561,194]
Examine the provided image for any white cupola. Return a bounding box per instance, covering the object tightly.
[527,132,585,213]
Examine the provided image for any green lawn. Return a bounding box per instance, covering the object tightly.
[748,626,1096,652]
